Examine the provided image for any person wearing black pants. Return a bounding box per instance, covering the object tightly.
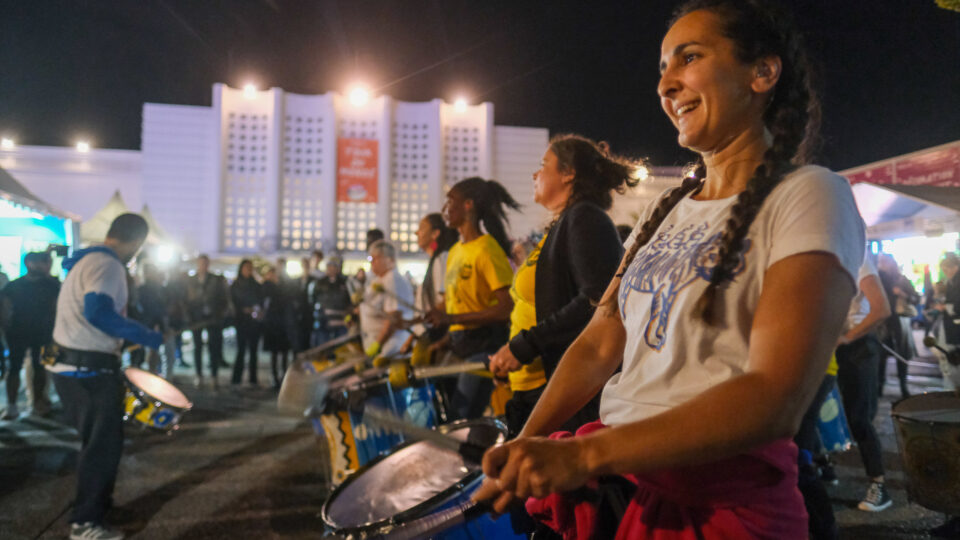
[49,213,163,540]
[53,371,125,524]
[230,259,263,386]
[1,251,60,419]
[185,255,230,387]
[833,249,893,513]
[837,337,885,478]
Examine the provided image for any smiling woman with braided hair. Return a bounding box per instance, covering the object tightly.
[473,1,865,538]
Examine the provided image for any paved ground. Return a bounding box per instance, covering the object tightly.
[0,342,956,539]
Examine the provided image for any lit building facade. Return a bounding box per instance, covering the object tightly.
[141,84,551,257]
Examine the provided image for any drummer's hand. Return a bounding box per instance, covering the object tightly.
[471,476,517,517]
[488,344,522,380]
[424,307,452,327]
[474,437,592,510]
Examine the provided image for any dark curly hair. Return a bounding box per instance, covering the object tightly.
[609,0,821,324]
[548,134,640,212]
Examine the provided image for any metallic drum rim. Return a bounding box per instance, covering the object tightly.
[320,417,505,535]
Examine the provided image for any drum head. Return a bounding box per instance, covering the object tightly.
[124,367,192,410]
[322,418,505,532]
[892,392,960,424]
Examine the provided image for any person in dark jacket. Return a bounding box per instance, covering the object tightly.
[186,254,230,386]
[487,134,634,437]
[293,257,314,352]
[137,263,169,375]
[231,259,263,386]
[309,256,353,346]
[1,252,60,419]
[261,265,291,388]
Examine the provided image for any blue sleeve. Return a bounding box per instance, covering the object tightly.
[83,292,163,349]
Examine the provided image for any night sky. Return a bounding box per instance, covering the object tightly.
[2,0,959,170]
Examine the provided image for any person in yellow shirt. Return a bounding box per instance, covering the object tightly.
[488,134,633,438]
[426,177,518,420]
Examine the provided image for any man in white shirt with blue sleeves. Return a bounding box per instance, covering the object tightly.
[48,213,162,540]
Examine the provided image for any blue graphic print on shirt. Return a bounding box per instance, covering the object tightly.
[619,223,751,351]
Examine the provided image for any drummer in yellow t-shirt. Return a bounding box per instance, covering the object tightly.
[425,177,519,420]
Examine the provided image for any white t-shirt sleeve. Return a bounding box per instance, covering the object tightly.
[83,256,128,314]
[858,249,879,282]
[434,252,448,295]
[764,167,865,285]
[381,274,399,314]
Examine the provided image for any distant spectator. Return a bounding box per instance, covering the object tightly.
[230,259,263,386]
[0,262,9,380]
[877,253,919,398]
[165,269,190,370]
[261,266,291,389]
[137,263,169,376]
[293,257,314,352]
[186,254,230,387]
[1,252,60,419]
[310,256,352,346]
[308,250,324,280]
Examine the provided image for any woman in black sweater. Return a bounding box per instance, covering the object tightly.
[231,259,264,386]
[488,134,638,437]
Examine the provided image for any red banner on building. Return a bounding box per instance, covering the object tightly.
[337,138,378,203]
[846,145,960,187]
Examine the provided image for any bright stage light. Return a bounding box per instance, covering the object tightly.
[156,244,174,264]
[633,165,650,181]
[348,86,371,107]
[76,141,91,153]
[453,98,468,112]
[243,83,258,99]
[1,138,14,150]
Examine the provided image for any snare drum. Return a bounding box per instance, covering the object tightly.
[816,385,853,453]
[316,377,439,485]
[123,367,192,431]
[891,391,960,514]
[322,418,525,539]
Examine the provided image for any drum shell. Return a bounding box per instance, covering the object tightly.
[123,391,187,431]
[122,369,192,431]
[315,381,439,485]
[816,385,853,453]
[321,418,508,537]
[891,391,960,515]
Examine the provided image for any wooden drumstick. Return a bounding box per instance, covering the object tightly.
[362,405,488,463]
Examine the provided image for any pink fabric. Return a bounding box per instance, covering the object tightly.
[525,420,808,540]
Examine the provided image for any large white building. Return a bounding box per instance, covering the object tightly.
[140,84,556,257]
[3,84,683,261]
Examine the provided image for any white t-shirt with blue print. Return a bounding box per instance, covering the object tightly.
[600,165,866,426]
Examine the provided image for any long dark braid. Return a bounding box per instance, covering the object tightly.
[603,170,703,316]
[453,177,521,255]
[612,0,820,324]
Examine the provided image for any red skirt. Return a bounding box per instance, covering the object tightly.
[525,420,808,540]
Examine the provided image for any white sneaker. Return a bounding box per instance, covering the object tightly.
[69,522,124,539]
[1,404,19,420]
[858,481,893,512]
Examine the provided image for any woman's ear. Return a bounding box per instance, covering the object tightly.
[751,55,782,94]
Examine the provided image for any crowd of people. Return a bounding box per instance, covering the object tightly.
[3,1,960,539]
